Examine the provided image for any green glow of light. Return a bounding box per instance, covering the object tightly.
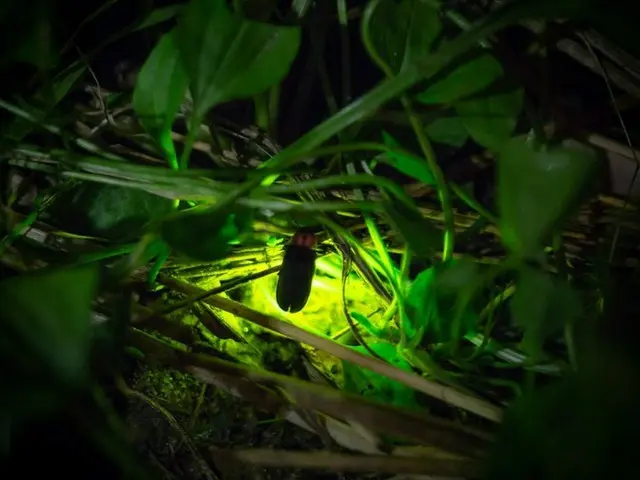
[243,254,390,340]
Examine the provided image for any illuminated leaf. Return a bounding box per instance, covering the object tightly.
[381,131,435,185]
[133,30,188,170]
[161,206,254,261]
[425,116,469,147]
[405,262,480,345]
[0,265,99,385]
[343,343,419,410]
[175,0,301,120]
[497,136,600,258]
[456,88,524,149]
[365,0,441,73]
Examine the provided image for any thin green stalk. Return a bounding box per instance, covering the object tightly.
[268,84,281,138]
[254,92,270,133]
[361,0,454,261]
[0,98,126,161]
[315,43,340,115]
[263,173,416,210]
[0,211,37,255]
[250,0,534,187]
[318,217,389,281]
[337,0,351,105]
[450,260,516,357]
[71,244,137,266]
[404,100,455,261]
[178,114,201,170]
[345,163,396,281]
[450,183,499,224]
[319,216,405,323]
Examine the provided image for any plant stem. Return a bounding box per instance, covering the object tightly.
[244,0,535,206]
[268,84,281,138]
[254,92,270,133]
[403,99,455,261]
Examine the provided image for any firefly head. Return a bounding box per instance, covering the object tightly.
[290,229,317,248]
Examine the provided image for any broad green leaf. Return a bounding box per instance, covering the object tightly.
[0,265,99,384]
[433,258,481,294]
[511,266,581,358]
[343,343,419,410]
[405,262,479,346]
[175,0,301,120]
[53,184,173,241]
[350,311,384,338]
[456,88,524,150]
[383,199,441,259]
[417,54,503,104]
[133,30,188,170]
[497,136,600,258]
[425,116,469,147]
[381,131,435,185]
[405,267,436,343]
[365,0,442,73]
[161,205,254,261]
[488,343,640,480]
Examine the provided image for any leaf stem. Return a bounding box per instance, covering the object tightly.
[361,0,454,261]
[254,92,270,133]
[259,0,536,168]
[404,100,455,261]
[178,114,201,170]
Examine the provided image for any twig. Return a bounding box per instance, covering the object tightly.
[158,274,504,423]
[210,449,481,476]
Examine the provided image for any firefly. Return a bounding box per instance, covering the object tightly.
[276,229,317,313]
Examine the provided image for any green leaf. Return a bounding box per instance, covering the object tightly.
[365,0,442,74]
[54,184,174,241]
[488,340,640,480]
[497,136,600,258]
[132,4,184,33]
[381,131,435,185]
[350,311,385,338]
[383,199,441,259]
[0,265,99,384]
[425,116,469,148]
[404,267,436,342]
[511,267,581,358]
[405,261,480,346]
[417,54,503,104]
[133,30,188,170]
[343,343,419,410]
[175,0,301,120]
[433,258,481,295]
[456,88,524,149]
[160,206,254,261]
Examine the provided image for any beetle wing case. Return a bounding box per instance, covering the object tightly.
[276,245,316,313]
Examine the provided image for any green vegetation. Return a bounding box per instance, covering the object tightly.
[1,0,639,479]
